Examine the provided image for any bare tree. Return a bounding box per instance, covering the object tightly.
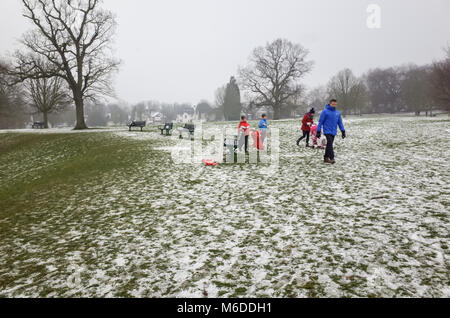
[214,84,226,116]
[306,85,328,111]
[12,0,119,129]
[25,73,70,128]
[364,67,402,114]
[430,46,450,111]
[327,69,367,116]
[0,62,30,129]
[239,39,313,120]
[400,65,434,116]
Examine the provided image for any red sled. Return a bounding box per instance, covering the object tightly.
[202,159,218,166]
[251,130,264,150]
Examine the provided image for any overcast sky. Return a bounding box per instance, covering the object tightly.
[1,0,449,105]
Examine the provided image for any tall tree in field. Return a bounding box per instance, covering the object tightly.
[214,84,226,114]
[430,47,450,111]
[13,0,119,129]
[400,65,434,116]
[0,62,29,129]
[223,77,241,121]
[327,69,367,116]
[239,39,313,120]
[107,103,129,125]
[24,66,70,128]
[306,85,328,111]
[364,67,402,113]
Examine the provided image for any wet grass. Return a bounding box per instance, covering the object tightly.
[0,116,449,298]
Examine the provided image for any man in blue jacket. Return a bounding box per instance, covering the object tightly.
[316,99,346,164]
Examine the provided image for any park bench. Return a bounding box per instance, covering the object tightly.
[127,121,146,131]
[179,123,195,139]
[159,123,173,135]
[32,122,45,129]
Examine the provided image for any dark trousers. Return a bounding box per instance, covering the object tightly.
[244,135,248,152]
[240,135,249,152]
[325,134,335,160]
[297,130,310,145]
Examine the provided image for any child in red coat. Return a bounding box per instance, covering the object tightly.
[296,108,315,147]
[238,115,251,152]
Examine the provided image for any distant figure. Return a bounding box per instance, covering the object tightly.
[238,115,251,152]
[258,114,268,145]
[316,99,346,164]
[297,108,315,147]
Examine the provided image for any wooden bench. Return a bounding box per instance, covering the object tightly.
[159,123,173,135]
[127,121,146,131]
[179,123,195,139]
[32,122,45,129]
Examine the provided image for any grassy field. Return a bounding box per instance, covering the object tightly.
[0,116,449,297]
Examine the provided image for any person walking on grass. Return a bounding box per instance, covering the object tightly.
[238,115,251,153]
[316,99,346,164]
[258,114,268,145]
[296,108,315,147]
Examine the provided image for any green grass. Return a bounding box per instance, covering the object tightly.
[0,133,154,216]
[0,132,167,297]
[0,115,449,298]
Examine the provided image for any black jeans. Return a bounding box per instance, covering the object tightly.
[239,135,249,152]
[297,130,310,145]
[325,134,335,160]
[244,135,249,152]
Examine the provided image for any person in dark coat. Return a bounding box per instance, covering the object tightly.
[296,108,315,147]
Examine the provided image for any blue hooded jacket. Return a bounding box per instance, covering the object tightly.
[317,104,345,136]
[258,118,268,129]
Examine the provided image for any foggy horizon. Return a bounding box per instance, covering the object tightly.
[1,0,449,105]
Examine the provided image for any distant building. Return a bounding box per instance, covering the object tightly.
[176,107,195,123]
[150,111,163,123]
[175,104,219,123]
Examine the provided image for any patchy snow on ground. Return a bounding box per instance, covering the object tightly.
[0,116,449,297]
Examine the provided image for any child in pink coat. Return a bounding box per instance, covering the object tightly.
[311,124,326,149]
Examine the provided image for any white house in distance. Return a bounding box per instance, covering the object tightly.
[176,106,195,123]
[149,111,163,123]
[175,103,216,123]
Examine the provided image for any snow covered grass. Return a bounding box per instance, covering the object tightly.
[0,116,448,298]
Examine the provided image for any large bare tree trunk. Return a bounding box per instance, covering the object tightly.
[43,111,48,129]
[273,106,281,120]
[74,94,87,130]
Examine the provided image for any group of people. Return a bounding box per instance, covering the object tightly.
[236,99,346,164]
[296,99,346,164]
[237,114,267,152]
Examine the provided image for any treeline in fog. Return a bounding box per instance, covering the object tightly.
[0,0,448,129]
[1,44,449,129]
